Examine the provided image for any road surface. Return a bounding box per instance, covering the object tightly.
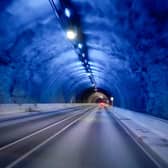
[0,105,158,168]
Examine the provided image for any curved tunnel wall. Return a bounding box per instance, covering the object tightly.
[0,0,168,119]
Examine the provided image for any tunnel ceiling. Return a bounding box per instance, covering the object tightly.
[0,0,168,118]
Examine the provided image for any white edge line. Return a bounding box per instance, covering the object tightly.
[5,110,90,168]
[0,108,90,152]
[111,111,162,168]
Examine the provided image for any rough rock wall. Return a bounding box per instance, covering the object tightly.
[73,0,168,117]
[0,0,167,118]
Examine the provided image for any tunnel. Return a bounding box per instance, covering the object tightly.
[0,1,168,167]
[0,0,168,119]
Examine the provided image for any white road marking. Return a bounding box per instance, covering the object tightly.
[110,111,162,168]
[0,107,91,152]
[5,109,92,168]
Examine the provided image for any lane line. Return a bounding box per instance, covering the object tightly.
[0,106,87,128]
[0,106,82,123]
[0,107,91,152]
[5,108,92,168]
[106,109,161,168]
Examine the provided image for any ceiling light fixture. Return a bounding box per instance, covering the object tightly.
[82,53,85,57]
[84,60,87,64]
[65,8,71,18]
[78,43,83,49]
[66,29,77,40]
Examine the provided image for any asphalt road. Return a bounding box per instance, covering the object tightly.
[0,106,158,168]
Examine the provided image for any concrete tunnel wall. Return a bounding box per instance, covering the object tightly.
[0,0,168,118]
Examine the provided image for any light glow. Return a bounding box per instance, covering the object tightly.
[84,60,87,64]
[110,97,114,101]
[78,43,83,49]
[65,8,71,18]
[66,29,77,40]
